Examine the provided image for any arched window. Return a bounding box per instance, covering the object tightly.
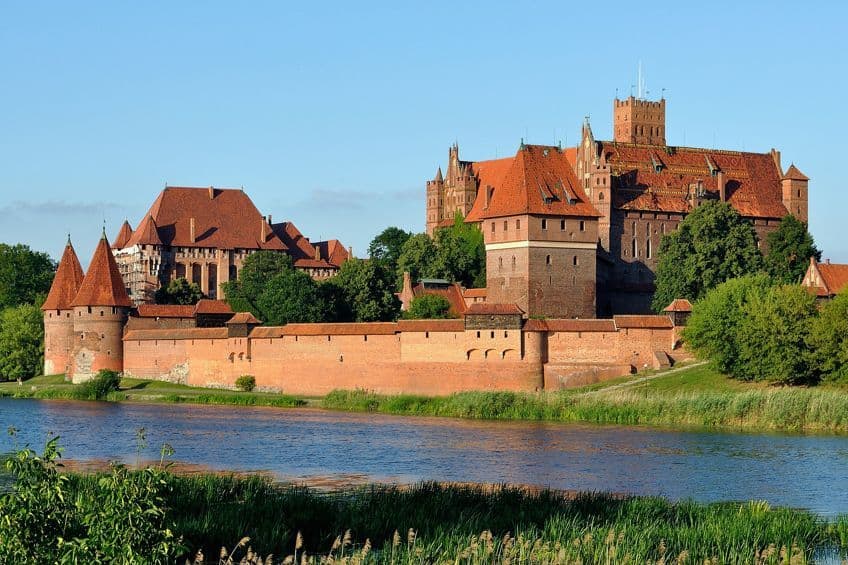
[498,257,503,271]
[646,238,652,259]
[573,256,578,266]
[511,256,516,270]
[598,192,604,200]
[632,238,638,258]
[546,255,551,266]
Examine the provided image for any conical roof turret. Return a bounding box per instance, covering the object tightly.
[71,232,132,307]
[112,220,134,249]
[41,237,85,311]
[435,167,443,182]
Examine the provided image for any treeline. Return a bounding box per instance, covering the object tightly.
[0,243,54,382]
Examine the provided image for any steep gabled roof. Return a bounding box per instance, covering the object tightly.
[41,239,85,311]
[314,239,350,267]
[123,186,287,251]
[112,220,133,249]
[663,298,693,313]
[72,234,133,307]
[271,221,315,260]
[466,144,599,221]
[602,143,790,219]
[783,164,809,181]
[226,312,262,325]
[126,215,162,247]
[411,281,467,316]
[816,262,848,296]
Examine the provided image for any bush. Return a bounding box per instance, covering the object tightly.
[74,369,121,400]
[403,294,455,319]
[235,374,256,392]
[809,291,848,384]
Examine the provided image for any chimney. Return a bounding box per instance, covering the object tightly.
[770,149,782,175]
[717,171,726,202]
[315,245,321,261]
[348,246,353,259]
[208,186,215,199]
[399,271,414,311]
[190,217,196,243]
[260,217,268,242]
[484,185,491,208]
[267,214,272,225]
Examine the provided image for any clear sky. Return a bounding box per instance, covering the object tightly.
[2,1,847,266]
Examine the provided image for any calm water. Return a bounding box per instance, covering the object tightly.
[2,398,847,517]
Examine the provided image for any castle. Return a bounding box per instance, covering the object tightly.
[41,93,806,394]
[426,95,809,315]
[111,186,351,304]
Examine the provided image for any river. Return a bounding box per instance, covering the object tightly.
[1,398,847,517]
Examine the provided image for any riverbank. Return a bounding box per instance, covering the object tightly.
[321,363,848,434]
[22,470,848,563]
[3,364,848,433]
[0,374,305,408]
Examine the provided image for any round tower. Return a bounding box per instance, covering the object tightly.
[69,231,132,383]
[41,237,85,377]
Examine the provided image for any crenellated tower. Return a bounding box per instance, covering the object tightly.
[41,237,85,377]
[69,230,133,383]
[426,144,479,235]
[613,96,666,145]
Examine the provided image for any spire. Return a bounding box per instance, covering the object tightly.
[41,239,85,311]
[71,234,132,307]
[112,220,134,249]
[126,215,162,247]
[783,163,809,181]
[435,167,443,182]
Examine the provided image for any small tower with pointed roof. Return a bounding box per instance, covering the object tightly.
[426,166,445,235]
[781,163,809,224]
[69,230,133,383]
[41,236,85,377]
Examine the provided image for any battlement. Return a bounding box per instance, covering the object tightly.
[615,96,666,109]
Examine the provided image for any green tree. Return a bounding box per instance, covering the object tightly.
[403,294,455,319]
[431,214,486,288]
[368,227,412,278]
[652,201,763,311]
[154,277,203,305]
[683,274,773,376]
[397,233,438,286]
[331,258,400,322]
[0,243,55,309]
[737,284,819,384]
[0,304,44,381]
[809,291,848,384]
[221,252,294,315]
[764,215,821,283]
[255,268,327,325]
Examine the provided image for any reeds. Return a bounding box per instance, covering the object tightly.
[321,387,848,433]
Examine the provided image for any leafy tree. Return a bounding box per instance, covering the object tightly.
[255,268,327,325]
[221,252,295,315]
[331,258,400,322]
[368,227,412,277]
[683,274,773,376]
[737,284,819,384]
[431,214,486,288]
[403,294,454,319]
[154,277,203,305]
[0,243,55,310]
[0,303,44,381]
[397,233,438,286]
[652,201,763,311]
[764,215,821,283]
[809,291,848,384]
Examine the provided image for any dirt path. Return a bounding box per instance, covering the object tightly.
[581,360,708,395]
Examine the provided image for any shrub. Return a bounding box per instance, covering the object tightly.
[403,294,455,319]
[74,369,121,400]
[809,291,848,384]
[235,374,256,392]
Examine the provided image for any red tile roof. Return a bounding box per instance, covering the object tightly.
[226,312,262,325]
[613,315,673,329]
[524,319,617,332]
[194,299,233,315]
[126,215,162,247]
[41,240,85,311]
[112,220,133,249]
[271,221,315,261]
[294,258,337,269]
[412,282,467,316]
[602,143,790,219]
[314,239,351,267]
[122,187,287,251]
[72,235,133,308]
[816,262,848,296]
[396,319,466,332]
[466,144,599,221]
[463,288,487,298]
[465,303,524,315]
[125,328,228,341]
[663,298,693,313]
[783,164,809,181]
[136,304,194,318]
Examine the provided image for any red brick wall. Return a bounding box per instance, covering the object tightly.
[43,309,75,376]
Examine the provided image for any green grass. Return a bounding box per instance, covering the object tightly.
[0,374,304,408]
[321,363,848,433]
[60,473,846,564]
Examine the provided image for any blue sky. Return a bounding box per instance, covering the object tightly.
[2,1,846,266]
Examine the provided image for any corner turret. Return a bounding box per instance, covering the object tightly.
[41,236,85,377]
[69,232,132,383]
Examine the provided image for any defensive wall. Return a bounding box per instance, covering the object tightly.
[122,314,680,395]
